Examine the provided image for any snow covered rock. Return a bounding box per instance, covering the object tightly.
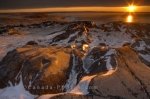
[0,20,150,99]
[88,46,150,99]
[131,38,150,67]
[83,46,117,74]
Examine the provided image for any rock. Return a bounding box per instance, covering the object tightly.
[0,45,84,95]
[100,21,123,32]
[64,50,84,91]
[0,28,7,35]
[131,38,150,67]
[7,28,22,35]
[0,49,25,88]
[26,41,38,45]
[47,21,149,49]
[89,46,150,99]
[83,46,117,75]
[0,44,118,96]
[50,21,94,46]
[122,42,131,47]
[0,20,150,98]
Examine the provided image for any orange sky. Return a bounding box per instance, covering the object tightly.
[0,6,150,13]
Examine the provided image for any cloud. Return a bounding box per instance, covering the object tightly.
[0,0,149,9]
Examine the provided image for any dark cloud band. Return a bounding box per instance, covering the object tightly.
[0,0,149,9]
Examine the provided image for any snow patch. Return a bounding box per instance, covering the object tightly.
[0,76,36,99]
[64,54,78,91]
[69,75,96,95]
[139,53,150,62]
[134,40,147,51]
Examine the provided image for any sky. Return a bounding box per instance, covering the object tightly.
[0,0,150,12]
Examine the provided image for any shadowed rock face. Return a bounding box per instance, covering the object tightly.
[83,47,117,74]
[0,21,150,98]
[0,49,24,88]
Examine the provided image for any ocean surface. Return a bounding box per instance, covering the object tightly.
[0,12,150,26]
[46,12,150,23]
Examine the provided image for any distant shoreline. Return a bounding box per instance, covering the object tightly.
[0,11,150,14]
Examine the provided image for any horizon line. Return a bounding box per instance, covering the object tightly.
[0,6,150,13]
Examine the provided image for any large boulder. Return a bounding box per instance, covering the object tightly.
[0,45,84,95]
[89,46,150,99]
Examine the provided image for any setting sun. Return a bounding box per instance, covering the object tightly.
[127,5,137,12]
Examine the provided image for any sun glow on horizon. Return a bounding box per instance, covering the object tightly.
[0,6,150,13]
[126,4,137,12]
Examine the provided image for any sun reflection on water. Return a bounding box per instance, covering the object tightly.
[126,14,133,23]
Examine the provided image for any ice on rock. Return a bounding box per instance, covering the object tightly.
[0,76,36,99]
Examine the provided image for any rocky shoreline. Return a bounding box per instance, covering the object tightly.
[0,20,149,99]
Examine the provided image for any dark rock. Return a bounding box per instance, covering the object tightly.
[100,21,122,32]
[0,28,7,34]
[83,46,117,75]
[26,41,38,45]
[64,50,84,91]
[122,42,131,47]
[52,32,70,42]
[131,38,150,67]
[0,49,25,88]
